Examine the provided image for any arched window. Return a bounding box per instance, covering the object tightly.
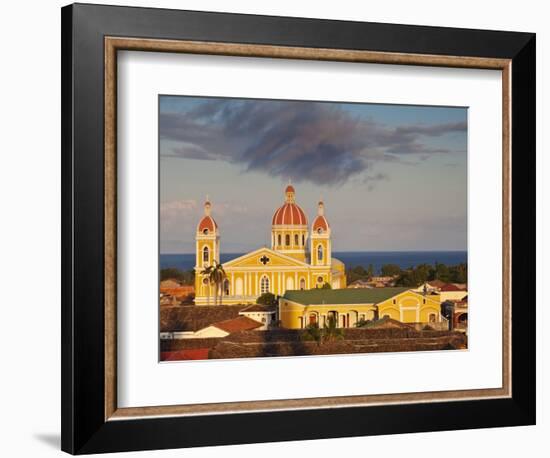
[429,313,437,323]
[223,279,230,296]
[299,278,306,290]
[285,234,290,246]
[302,234,305,245]
[294,234,299,246]
[202,246,209,263]
[277,234,281,246]
[317,244,323,261]
[260,276,270,294]
[202,228,209,234]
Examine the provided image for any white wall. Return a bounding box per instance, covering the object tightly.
[0,0,545,457]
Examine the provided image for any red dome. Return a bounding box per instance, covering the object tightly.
[272,203,307,226]
[198,215,217,233]
[312,215,329,232]
[285,184,295,193]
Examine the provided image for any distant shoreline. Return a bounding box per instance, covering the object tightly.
[161,250,467,272]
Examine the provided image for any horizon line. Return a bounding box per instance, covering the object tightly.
[160,249,468,255]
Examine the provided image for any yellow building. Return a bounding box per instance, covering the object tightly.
[194,185,347,305]
[279,287,443,329]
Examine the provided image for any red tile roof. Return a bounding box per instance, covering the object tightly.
[212,316,263,333]
[160,349,210,361]
[440,283,465,291]
[427,279,446,288]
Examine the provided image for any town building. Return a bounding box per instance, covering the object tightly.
[238,304,277,330]
[194,185,347,305]
[279,287,444,329]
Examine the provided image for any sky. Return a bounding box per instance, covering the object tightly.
[159,95,467,254]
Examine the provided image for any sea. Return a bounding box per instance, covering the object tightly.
[160,251,467,273]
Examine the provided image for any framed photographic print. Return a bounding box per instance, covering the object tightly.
[61,3,536,454]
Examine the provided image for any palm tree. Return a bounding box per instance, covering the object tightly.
[302,323,322,346]
[322,316,344,343]
[302,316,343,346]
[201,260,226,305]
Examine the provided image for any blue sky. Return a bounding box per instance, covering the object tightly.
[159,95,467,254]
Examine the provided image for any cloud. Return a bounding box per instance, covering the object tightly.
[160,99,466,186]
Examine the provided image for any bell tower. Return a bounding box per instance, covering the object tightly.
[195,198,219,270]
[310,199,331,267]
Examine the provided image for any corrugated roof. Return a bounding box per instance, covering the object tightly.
[283,287,410,305]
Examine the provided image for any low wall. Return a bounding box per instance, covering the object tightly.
[210,333,467,359]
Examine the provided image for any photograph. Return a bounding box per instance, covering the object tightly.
[159,95,469,361]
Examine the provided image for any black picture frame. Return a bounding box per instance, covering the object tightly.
[61,3,535,454]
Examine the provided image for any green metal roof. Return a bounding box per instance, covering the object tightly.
[282,287,410,305]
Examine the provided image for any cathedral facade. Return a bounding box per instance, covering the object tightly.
[194,185,347,305]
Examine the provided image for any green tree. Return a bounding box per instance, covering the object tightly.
[302,323,322,346]
[346,265,369,284]
[322,316,344,343]
[320,282,332,289]
[200,260,226,305]
[160,267,195,285]
[355,318,368,328]
[380,264,401,277]
[302,316,344,346]
[434,262,451,282]
[449,263,467,283]
[366,263,375,278]
[257,292,278,306]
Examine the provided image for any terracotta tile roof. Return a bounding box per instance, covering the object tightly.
[160,349,210,361]
[427,279,446,288]
[440,283,464,291]
[212,316,263,333]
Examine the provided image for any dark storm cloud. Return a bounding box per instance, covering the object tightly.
[160,99,465,186]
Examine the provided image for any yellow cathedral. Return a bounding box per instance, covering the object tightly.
[194,185,347,305]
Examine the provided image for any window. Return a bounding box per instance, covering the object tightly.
[317,244,323,261]
[285,234,290,246]
[294,234,299,245]
[300,278,306,290]
[277,234,281,246]
[202,278,209,285]
[317,276,324,283]
[423,299,426,304]
[260,276,270,294]
[392,299,396,304]
[223,279,230,296]
[202,246,209,263]
[302,234,305,245]
[317,227,323,234]
[429,313,437,323]
[202,228,208,234]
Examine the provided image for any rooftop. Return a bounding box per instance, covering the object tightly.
[212,316,264,333]
[283,287,410,305]
[440,283,466,292]
[239,304,276,313]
